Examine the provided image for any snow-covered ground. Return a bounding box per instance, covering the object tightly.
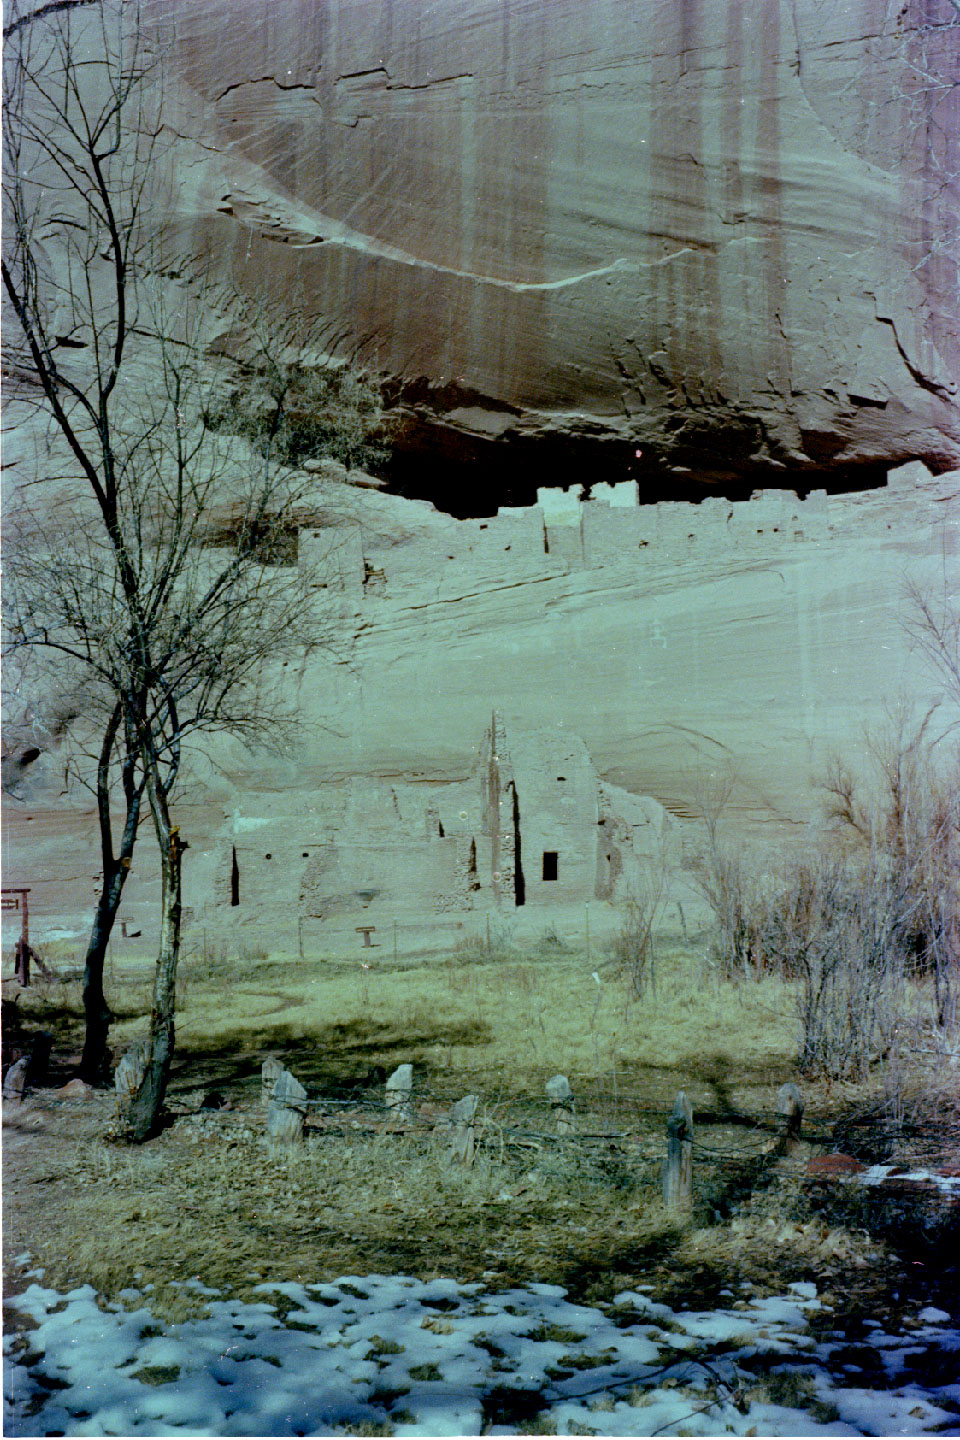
[4,1267,959,1437]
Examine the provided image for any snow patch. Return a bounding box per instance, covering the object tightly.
[4,1275,957,1437]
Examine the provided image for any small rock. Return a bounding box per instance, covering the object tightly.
[546,1073,576,1133]
[451,1093,479,1125]
[806,1153,866,1178]
[55,1078,95,1100]
[267,1066,308,1145]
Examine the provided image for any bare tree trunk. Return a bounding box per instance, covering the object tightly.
[81,895,118,1083]
[122,780,182,1141]
[81,710,143,1082]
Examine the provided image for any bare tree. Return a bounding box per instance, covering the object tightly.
[2,0,161,1084]
[2,0,375,1132]
[689,768,767,980]
[904,574,960,717]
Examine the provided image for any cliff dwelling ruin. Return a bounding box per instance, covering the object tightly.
[2,0,958,954]
[213,713,674,923]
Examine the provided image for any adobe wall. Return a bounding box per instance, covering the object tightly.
[144,715,671,944]
[4,461,957,947]
[289,459,959,840]
[301,460,954,610]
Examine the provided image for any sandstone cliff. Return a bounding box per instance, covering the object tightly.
[147,0,960,499]
[4,0,960,952]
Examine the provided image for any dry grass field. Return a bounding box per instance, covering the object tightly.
[3,930,958,1343]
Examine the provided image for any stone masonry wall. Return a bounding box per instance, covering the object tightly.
[302,463,952,607]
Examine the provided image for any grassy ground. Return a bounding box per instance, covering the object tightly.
[3,934,958,1340]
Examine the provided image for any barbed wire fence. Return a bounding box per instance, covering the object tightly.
[167,1060,833,1211]
[166,1053,960,1215]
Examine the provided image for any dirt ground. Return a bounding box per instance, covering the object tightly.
[3,944,959,1341]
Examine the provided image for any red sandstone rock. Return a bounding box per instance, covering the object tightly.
[55,1078,95,1100]
[806,1154,867,1178]
[148,0,960,482]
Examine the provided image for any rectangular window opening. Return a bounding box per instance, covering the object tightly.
[542,850,558,882]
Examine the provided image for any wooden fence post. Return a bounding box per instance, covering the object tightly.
[776,1082,804,1147]
[261,1054,284,1110]
[663,1090,693,1210]
[545,1073,576,1134]
[385,1062,413,1120]
[447,1094,479,1164]
[267,1067,308,1145]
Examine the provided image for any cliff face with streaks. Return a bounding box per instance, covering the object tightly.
[147,0,960,500]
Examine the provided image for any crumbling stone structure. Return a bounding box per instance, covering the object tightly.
[211,714,672,921]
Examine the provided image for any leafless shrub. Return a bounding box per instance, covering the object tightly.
[772,854,910,1080]
[691,796,765,980]
[696,710,958,1081]
[612,888,663,1000]
[608,829,671,997]
[825,708,959,1025]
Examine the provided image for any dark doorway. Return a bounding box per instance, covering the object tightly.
[542,850,558,882]
[230,846,240,907]
[509,781,526,906]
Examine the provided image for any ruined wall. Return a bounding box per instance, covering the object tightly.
[304,461,952,607]
[506,728,599,908]
[204,720,668,923]
[291,461,959,831]
[4,464,957,944]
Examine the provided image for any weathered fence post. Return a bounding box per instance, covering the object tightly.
[114,1043,148,1124]
[385,1062,413,1120]
[447,1094,479,1165]
[776,1082,804,1146]
[267,1067,308,1145]
[545,1073,576,1134]
[14,937,31,986]
[3,1056,30,1102]
[261,1054,284,1110]
[662,1090,693,1210]
[4,1034,57,1104]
